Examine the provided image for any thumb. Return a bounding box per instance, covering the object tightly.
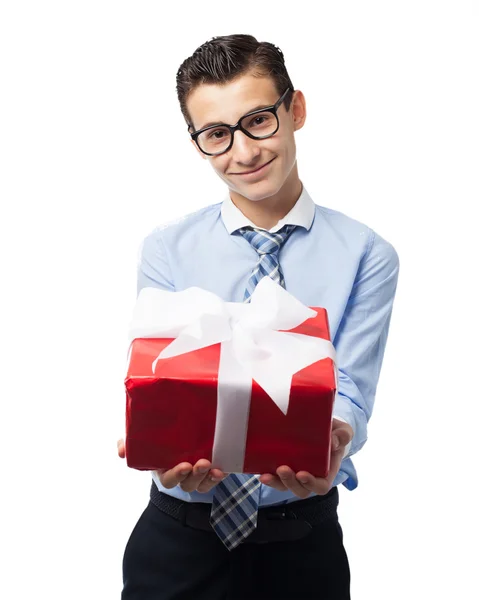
[332,428,352,452]
[117,438,126,459]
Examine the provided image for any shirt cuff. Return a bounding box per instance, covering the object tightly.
[332,415,353,459]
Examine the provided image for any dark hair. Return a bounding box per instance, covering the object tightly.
[176,34,295,131]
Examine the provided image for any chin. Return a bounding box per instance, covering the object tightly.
[231,179,284,202]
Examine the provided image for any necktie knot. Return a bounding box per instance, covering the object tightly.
[238,224,297,256]
[238,224,296,303]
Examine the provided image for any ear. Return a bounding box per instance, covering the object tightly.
[290,90,307,132]
[190,138,208,160]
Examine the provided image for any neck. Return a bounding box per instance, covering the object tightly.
[228,162,303,230]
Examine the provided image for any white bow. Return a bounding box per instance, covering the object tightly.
[128,276,337,472]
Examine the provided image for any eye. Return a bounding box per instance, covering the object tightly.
[207,128,228,140]
[209,130,225,139]
[246,113,273,129]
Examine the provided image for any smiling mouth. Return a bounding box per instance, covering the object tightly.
[233,158,275,175]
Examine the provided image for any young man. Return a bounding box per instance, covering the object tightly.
[119,34,399,600]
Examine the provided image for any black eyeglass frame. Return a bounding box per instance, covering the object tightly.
[188,87,292,156]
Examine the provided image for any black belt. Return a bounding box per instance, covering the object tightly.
[149,481,339,544]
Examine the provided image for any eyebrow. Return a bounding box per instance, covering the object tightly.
[198,102,272,131]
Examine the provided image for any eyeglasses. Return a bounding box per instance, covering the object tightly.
[188,88,292,156]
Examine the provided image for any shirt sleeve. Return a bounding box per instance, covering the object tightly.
[137,230,175,296]
[332,229,400,459]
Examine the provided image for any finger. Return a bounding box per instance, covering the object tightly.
[331,433,341,451]
[295,471,331,496]
[331,420,353,447]
[209,468,225,480]
[259,473,288,491]
[196,469,227,493]
[276,466,311,499]
[179,459,212,493]
[117,438,125,459]
[296,447,344,496]
[160,463,193,489]
[328,445,346,480]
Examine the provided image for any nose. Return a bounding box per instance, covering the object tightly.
[230,129,261,165]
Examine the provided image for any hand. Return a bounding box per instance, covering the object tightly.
[156,460,227,494]
[259,418,353,499]
[116,438,226,494]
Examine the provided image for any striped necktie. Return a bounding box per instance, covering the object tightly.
[210,223,297,551]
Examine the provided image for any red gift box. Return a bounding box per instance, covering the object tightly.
[124,307,336,477]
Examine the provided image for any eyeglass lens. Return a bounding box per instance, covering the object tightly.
[196,111,279,155]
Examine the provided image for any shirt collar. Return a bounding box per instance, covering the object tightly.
[221,183,316,234]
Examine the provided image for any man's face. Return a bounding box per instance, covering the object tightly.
[186,73,306,202]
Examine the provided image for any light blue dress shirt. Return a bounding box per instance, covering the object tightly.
[137,183,400,506]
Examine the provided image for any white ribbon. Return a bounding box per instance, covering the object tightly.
[127,276,337,472]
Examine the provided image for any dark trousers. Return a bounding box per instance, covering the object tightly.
[122,495,351,600]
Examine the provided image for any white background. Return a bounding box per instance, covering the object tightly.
[1,1,478,598]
